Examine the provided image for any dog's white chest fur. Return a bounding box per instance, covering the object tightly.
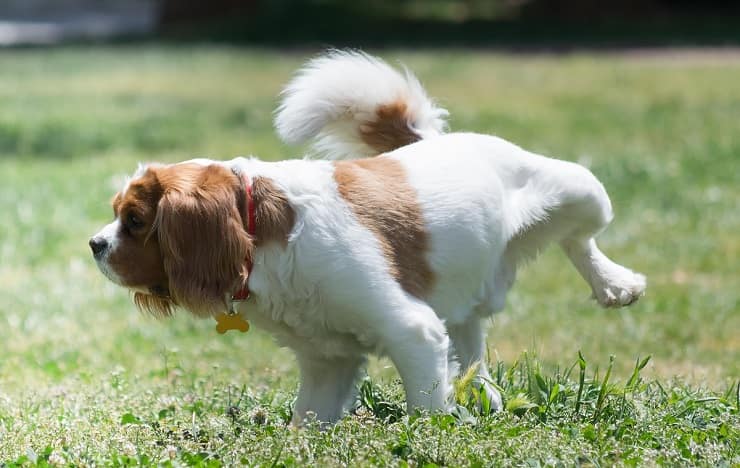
[236,159,387,359]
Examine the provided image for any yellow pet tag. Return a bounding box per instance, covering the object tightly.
[215,313,250,334]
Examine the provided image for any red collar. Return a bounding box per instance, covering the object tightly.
[231,174,256,302]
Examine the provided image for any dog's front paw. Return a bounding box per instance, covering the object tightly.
[593,269,646,308]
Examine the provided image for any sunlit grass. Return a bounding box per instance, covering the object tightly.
[0,46,737,465]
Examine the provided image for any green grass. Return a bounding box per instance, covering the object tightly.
[0,46,738,466]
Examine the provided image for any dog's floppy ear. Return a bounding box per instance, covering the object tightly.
[156,164,251,317]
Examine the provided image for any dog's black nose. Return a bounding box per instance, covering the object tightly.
[89,237,108,256]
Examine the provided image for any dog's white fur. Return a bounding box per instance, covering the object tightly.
[94,51,646,425]
[275,50,448,159]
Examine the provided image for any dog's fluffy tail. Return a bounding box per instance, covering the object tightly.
[275,50,448,159]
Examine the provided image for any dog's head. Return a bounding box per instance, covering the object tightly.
[89,163,252,317]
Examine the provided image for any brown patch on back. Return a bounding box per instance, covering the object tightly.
[334,157,434,298]
[359,100,421,153]
[252,177,296,246]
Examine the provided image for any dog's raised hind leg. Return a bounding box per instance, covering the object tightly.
[515,156,646,307]
[562,237,646,307]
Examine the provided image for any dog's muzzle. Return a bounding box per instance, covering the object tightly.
[89,236,109,258]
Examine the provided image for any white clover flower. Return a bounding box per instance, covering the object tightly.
[122,441,137,457]
[48,450,66,466]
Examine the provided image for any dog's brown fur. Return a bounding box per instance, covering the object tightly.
[111,164,294,318]
[359,101,422,154]
[252,177,296,247]
[334,156,434,298]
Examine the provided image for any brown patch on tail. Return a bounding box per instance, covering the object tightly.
[334,156,434,298]
[359,101,421,154]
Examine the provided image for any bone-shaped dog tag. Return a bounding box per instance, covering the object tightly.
[215,313,250,334]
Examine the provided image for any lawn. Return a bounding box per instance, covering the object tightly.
[0,46,737,466]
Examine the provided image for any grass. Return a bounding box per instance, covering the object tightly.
[0,46,738,466]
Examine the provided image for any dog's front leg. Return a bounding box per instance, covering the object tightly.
[381,298,452,415]
[291,355,365,426]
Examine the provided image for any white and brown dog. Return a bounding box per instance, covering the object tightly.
[90,51,646,424]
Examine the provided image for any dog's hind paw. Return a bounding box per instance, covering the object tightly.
[593,269,646,308]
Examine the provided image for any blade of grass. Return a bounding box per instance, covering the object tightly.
[593,355,615,422]
[626,355,651,391]
[574,351,587,421]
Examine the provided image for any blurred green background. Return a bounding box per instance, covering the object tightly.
[1,45,737,388]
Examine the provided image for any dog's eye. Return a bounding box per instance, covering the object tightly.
[127,213,144,229]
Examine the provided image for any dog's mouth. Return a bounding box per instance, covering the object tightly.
[93,255,125,286]
[126,284,172,300]
[93,257,168,298]
[147,285,171,298]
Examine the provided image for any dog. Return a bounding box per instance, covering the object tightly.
[89,51,646,424]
